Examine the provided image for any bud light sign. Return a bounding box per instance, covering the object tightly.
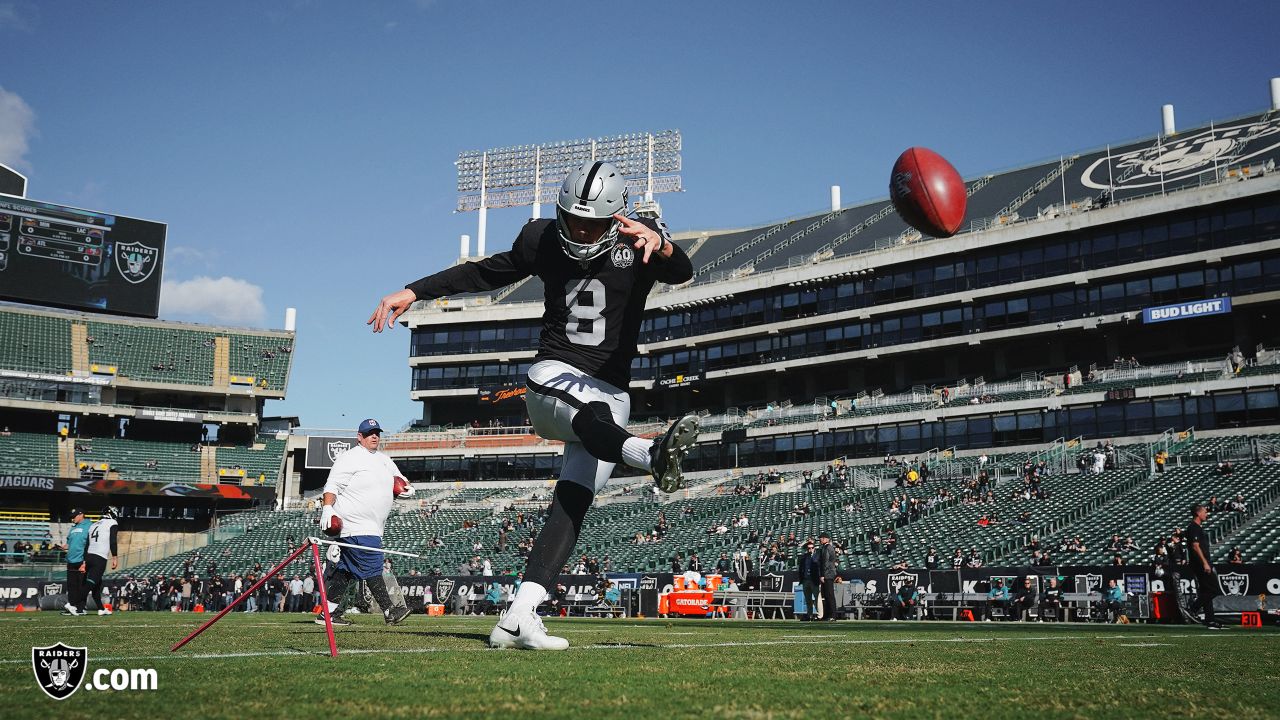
[1143,297,1231,324]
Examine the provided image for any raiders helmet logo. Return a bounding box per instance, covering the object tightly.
[114,241,160,284]
[611,243,634,269]
[1218,571,1249,596]
[888,571,920,591]
[1075,573,1103,593]
[326,441,353,463]
[1080,116,1280,192]
[436,578,456,602]
[32,643,88,701]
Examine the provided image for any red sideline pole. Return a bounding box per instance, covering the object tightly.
[170,539,311,652]
[312,540,338,657]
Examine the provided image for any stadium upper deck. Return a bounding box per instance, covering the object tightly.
[403,108,1280,429]
[0,304,295,400]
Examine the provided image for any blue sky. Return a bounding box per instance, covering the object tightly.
[1,1,1277,430]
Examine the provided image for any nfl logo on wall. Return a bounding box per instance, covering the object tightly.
[32,643,88,700]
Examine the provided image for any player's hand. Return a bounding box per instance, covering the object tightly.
[79,562,85,572]
[614,214,663,264]
[111,557,119,570]
[368,289,418,333]
[1203,562,1213,574]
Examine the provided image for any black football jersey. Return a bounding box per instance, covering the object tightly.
[406,218,693,388]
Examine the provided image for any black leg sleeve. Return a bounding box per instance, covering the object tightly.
[365,575,404,612]
[323,569,355,610]
[571,401,631,463]
[523,481,595,588]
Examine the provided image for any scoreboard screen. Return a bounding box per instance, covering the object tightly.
[0,193,167,318]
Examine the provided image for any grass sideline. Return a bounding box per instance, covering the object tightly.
[1,613,1277,719]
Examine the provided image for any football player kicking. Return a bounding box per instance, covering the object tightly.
[369,161,699,650]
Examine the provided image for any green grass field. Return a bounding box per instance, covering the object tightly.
[1,613,1277,719]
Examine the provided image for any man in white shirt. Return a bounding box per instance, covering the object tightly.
[317,418,412,626]
[288,576,305,612]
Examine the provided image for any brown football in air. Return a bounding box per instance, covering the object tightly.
[890,147,967,237]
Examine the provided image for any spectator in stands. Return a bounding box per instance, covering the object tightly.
[951,548,964,569]
[670,555,682,574]
[1111,555,1125,566]
[1227,547,1244,565]
[924,547,939,571]
[688,553,702,573]
[965,548,983,569]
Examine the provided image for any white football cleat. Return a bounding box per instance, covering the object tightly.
[488,610,568,650]
[97,608,112,616]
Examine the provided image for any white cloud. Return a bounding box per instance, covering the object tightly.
[0,2,36,33]
[161,276,267,327]
[167,245,219,269]
[0,85,36,170]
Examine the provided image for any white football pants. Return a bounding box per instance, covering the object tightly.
[524,359,630,494]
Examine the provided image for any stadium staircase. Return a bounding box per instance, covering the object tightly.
[212,337,230,388]
[1217,493,1280,563]
[69,323,90,373]
[1036,461,1280,565]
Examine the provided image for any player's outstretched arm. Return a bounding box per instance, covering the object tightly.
[615,214,692,284]
[368,288,418,333]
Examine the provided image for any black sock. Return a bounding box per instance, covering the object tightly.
[523,481,594,588]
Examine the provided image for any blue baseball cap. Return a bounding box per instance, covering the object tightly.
[357,418,382,435]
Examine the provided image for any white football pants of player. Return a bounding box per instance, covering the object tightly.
[524,359,631,493]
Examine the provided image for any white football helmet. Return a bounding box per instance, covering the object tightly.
[556,161,628,262]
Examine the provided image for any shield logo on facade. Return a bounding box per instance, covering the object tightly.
[436,578,455,602]
[326,441,352,463]
[760,573,785,592]
[1074,573,1103,593]
[639,575,657,590]
[1218,571,1249,596]
[114,241,159,284]
[32,643,88,700]
[888,571,920,591]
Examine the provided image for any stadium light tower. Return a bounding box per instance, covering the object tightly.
[455,130,682,257]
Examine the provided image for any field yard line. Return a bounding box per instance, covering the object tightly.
[0,631,1259,665]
